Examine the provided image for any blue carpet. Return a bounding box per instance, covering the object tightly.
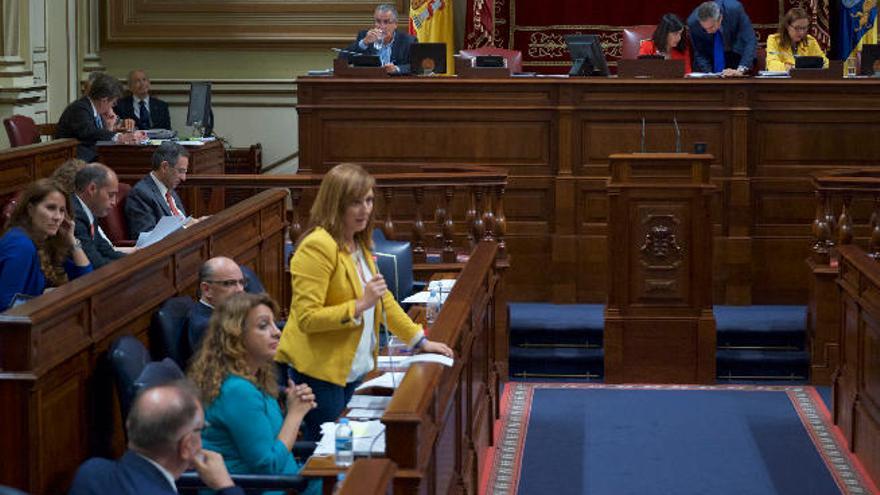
[514,387,843,495]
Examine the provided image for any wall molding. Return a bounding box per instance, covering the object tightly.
[145,78,297,108]
[103,0,408,48]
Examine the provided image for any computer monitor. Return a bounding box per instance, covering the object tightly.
[860,44,880,75]
[186,81,213,136]
[410,42,448,75]
[565,34,610,77]
[794,55,824,69]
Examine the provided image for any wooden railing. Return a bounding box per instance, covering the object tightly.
[811,168,880,264]
[170,163,509,263]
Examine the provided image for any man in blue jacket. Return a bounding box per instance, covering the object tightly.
[69,381,243,495]
[688,0,757,76]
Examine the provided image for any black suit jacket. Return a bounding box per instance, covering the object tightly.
[54,97,116,161]
[124,175,186,239]
[115,95,172,130]
[69,450,244,495]
[186,301,213,355]
[344,30,417,74]
[73,197,124,269]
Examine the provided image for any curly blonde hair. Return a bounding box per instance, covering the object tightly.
[188,292,280,404]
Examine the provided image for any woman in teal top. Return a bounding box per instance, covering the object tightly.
[189,292,320,495]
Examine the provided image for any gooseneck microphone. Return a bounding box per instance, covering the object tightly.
[673,115,681,153]
[640,117,647,153]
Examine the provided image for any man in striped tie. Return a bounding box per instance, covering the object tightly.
[124,142,192,239]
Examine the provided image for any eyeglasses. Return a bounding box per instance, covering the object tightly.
[173,167,189,175]
[206,278,246,288]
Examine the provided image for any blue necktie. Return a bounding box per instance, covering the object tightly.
[94,113,103,130]
[138,100,151,129]
[713,30,726,72]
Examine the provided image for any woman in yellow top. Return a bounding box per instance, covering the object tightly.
[275,162,453,440]
[766,8,828,72]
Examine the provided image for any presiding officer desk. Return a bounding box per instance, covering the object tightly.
[0,189,288,494]
[296,76,880,306]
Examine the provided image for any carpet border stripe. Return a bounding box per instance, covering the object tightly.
[485,382,879,495]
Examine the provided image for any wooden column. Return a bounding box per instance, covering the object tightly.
[604,153,716,384]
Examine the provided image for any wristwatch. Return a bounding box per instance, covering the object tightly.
[72,238,82,249]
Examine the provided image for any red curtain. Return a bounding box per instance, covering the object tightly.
[464,0,495,48]
[483,0,830,72]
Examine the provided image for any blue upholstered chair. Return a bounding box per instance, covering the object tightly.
[372,228,416,300]
[150,296,195,369]
[108,335,185,422]
[240,264,266,294]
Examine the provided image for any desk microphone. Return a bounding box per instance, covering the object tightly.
[331,47,360,57]
[640,117,647,153]
[673,115,681,153]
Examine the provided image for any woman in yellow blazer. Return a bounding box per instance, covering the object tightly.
[766,8,828,72]
[275,162,453,440]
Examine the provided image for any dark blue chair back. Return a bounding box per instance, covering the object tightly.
[151,296,195,369]
[372,228,414,300]
[240,264,266,294]
[108,335,151,421]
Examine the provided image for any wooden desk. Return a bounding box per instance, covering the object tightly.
[0,189,288,494]
[338,459,396,495]
[296,77,880,306]
[0,139,77,196]
[302,241,503,494]
[98,139,226,215]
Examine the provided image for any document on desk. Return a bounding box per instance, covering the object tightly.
[347,408,384,419]
[685,72,722,78]
[377,353,454,370]
[314,420,385,456]
[135,215,190,248]
[402,290,450,304]
[346,395,392,410]
[355,371,406,391]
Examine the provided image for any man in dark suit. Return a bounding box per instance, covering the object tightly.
[69,380,243,495]
[688,0,757,76]
[115,69,172,130]
[344,4,417,74]
[73,163,126,269]
[55,73,147,161]
[186,257,246,353]
[124,142,190,239]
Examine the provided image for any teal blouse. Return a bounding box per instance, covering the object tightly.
[202,374,320,495]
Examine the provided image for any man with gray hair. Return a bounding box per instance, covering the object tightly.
[343,3,417,74]
[69,380,243,494]
[687,0,756,76]
[73,163,127,268]
[124,141,190,239]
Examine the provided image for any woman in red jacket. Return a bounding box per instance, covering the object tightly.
[638,13,693,74]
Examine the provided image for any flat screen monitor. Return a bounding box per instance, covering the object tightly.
[351,54,381,67]
[410,42,447,75]
[565,34,609,77]
[186,81,213,136]
[794,55,824,69]
[860,44,880,75]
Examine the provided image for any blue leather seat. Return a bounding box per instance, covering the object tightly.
[240,264,266,294]
[151,296,195,369]
[108,335,184,422]
[372,228,415,300]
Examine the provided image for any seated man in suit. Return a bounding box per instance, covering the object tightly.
[69,380,243,495]
[344,3,416,74]
[73,163,127,269]
[115,69,172,130]
[124,142,190,239]
[187,257,246,353]
[55,72,146,161]
[687,0,756,77]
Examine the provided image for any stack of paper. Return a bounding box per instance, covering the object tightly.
[377,353,455,371]
[355,372,406,391]
[135,215,191,248]
[313,420,385,456]
[347,395,392,410]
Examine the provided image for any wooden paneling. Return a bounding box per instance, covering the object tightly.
[0,139,77,196]
[104,0,407,48]
[0,189,288,494]
[299,78,880,305]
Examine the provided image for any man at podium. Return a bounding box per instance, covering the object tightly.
[343,4,416,74]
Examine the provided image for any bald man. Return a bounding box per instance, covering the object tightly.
[114,69,172,130]
[186,257,246,354]
[69,380,243,494]
[73,163,126,268]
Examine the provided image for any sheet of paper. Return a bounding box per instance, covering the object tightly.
[355,371,406,391]
[377,355,410,370]
[346,395,392,410]
[402,290,450,304]
[135,215,189,248]
[314,420,385,456]
[405,353,454,367]
[685,72,722,78]
[175,140,205,146]
[347,408,384,419]
[427,279,456,292]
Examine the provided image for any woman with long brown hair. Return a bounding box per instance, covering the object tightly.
[275,162,453,440]
[189,292,320,495]
[0,178,92,311]
[766,8,828,71]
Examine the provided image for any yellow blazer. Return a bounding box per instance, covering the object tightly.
[765,34,828,72]
[275,227,422,386]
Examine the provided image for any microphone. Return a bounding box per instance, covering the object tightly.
[331,47,360,57]
[366,423,387,459]
[640,117,646,153]
[368,253,397,389]
[673,115,681,153]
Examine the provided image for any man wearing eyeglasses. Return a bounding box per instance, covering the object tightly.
[187,257,247,354]
[70,380,243,495]
[343,3,417,74]
[125,142,191,239]
[688,0,757,77]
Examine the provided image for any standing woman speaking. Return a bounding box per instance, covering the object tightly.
[275,163,453,440]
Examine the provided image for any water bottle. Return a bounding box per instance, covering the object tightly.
[426,287,441,327]
[335,418,353,467]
